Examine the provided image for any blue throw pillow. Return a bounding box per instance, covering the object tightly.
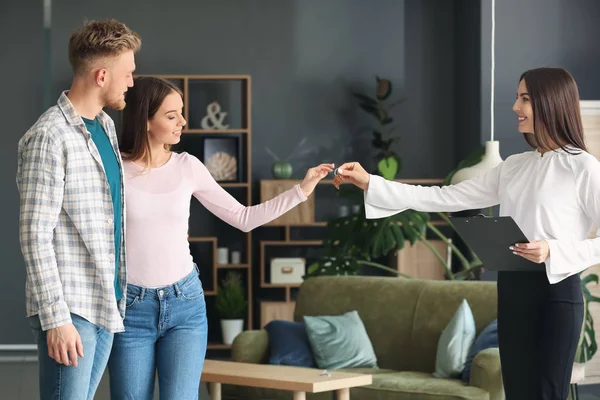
[264,320,316,368]
[461,319,499,383]
[433,299,476,379]
[303,310,378,370]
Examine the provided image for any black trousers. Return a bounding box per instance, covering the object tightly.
[497,271,584,400]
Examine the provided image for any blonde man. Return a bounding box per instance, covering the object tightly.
[16,19,140,399]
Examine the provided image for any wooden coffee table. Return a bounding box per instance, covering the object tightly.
[201,360,372,400]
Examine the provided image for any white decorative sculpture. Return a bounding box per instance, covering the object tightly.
[201,101,229,130]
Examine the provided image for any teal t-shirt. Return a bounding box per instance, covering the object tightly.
[82,117,123,301]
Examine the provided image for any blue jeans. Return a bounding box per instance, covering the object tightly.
[29,313,114,400]
[108,267,208,400]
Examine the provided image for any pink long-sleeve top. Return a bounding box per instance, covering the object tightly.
[123,151,307,287]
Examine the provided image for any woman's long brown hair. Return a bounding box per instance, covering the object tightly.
[119,76,183,165]
[519,67,587,153]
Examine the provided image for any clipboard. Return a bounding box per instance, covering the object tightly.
[448,215,545,272]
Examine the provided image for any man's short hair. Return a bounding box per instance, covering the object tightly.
[68,19,141,76]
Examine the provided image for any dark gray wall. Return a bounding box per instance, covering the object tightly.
[0,1,45,345]
[481,0,600,157]
[454,0,481,163]
[400,0,456,178]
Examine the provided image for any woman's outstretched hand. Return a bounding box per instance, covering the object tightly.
[299,163,335,197]
[337,162,370,191]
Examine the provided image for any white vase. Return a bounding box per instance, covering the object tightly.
[221,319,244,345]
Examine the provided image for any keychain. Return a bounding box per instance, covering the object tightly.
[332,168,343,189]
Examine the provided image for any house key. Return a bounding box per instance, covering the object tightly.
[332,168,343,189]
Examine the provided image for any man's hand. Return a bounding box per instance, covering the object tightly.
[47,323,84,367]
[510,240,550,264]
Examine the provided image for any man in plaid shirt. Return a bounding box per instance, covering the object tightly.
[17,19,141,399]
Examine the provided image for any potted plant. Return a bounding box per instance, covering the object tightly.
[307,147,490,281]
[216,271,247,345]
[353,76,405,180]
[306,199,481,281]
[264,137,317,179]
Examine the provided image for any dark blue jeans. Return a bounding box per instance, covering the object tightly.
[30,313,113,400]
[108,267,208,399]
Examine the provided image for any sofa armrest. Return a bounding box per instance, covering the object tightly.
[470,348,504,400]
[231,330,269,364]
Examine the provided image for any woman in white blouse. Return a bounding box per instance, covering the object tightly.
[337,67,598,400]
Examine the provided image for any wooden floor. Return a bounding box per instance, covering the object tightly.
[0,359,211,399]
[1,359,600,400]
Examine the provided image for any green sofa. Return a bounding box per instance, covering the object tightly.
[224,276,503,400]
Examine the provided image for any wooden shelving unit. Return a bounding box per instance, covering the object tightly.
[257,178,448,327]
[137,74,253,349]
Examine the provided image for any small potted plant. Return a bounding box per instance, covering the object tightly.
[216,271,247,345]
[264,137,317,179]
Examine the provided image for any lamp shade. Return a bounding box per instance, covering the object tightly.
[450,141,503,184]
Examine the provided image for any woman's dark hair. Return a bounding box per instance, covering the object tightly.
[519,67,587,153]
[119,76,183,165]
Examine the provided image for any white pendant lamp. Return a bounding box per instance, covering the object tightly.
[451,0,502,184]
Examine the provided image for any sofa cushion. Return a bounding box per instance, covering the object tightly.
[462,319,498,383]
[264,320,316,368]
[304,310,378,370]
[433,299,476,379]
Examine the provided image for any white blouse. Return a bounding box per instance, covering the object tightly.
[364,146,600,283]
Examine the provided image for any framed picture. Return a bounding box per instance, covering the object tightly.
[202,135,243,182]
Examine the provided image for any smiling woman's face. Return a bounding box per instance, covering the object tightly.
[512,78,534,135]
[147,90,186,146]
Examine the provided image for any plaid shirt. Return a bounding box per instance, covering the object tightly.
[17,92,127,333]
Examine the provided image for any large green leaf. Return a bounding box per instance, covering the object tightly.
[580,309,597,363]
[377,157,399,180]
[582,274,600,302]
[306,256,360,278]
[579,273,600,363]
[369,219,389,258]
[398,214,419,245]
[409,212,429,238]
[390,223,405,250]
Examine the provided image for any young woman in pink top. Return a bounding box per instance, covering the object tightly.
[108,76,333,399]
